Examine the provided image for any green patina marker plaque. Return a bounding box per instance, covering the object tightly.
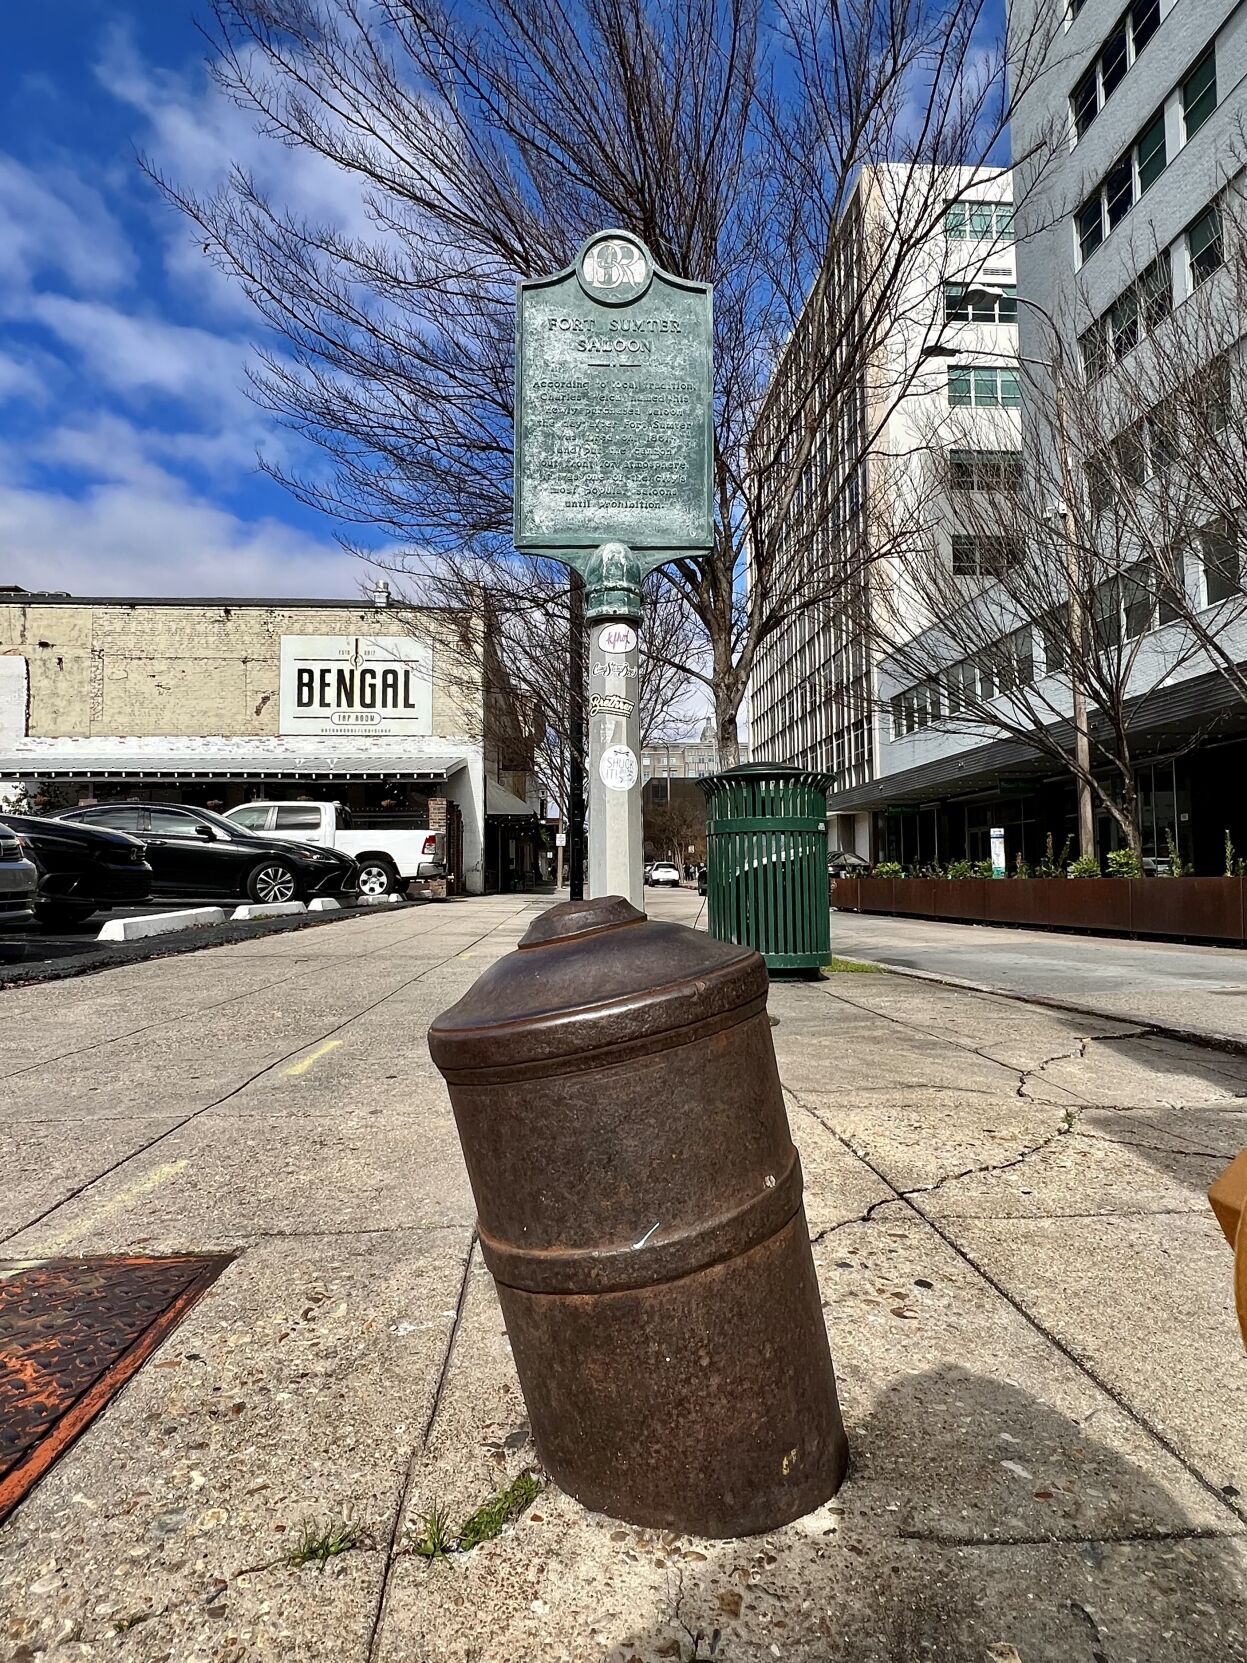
[514,230,714,578]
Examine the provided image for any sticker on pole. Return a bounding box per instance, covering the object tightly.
[597,622,637,655]
[599,745,639,791]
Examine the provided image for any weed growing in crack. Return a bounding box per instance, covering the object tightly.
[411,1500,456,1558]
[411,1472,544,1558]
[285,1514,372,1569]
[1060,1107,1080,1134]
[459,1471,542,1548]
[112,1613,152,1634]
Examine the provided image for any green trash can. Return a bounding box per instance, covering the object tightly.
[699,763,832,974]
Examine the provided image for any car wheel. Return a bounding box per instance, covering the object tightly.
[33,903,97,930]
[247,861,299,904]
[356,858,399,898]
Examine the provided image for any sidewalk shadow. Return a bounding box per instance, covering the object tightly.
[607,1364,1247,1662]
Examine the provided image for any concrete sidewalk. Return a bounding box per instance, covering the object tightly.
[1,890,1245,1660]
[831,908,1247,1045]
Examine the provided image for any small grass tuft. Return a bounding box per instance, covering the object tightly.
[112,1613,152,1635]
[457,1470,542,1550]
[825,957,889,974]
[411,1499,457,1559]
[285,1513,371,1570]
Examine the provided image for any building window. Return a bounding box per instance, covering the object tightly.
[1187,203,1223,287]
[1202,520,1241,605]
[951,535,1021,576]
[1040,611,1067,675]
[948,366,1021,408]
[1076,106,1166,260]
[1070,0,1159,140]
[1182,47,1217,139]
[949,449,1023,492]
[944,284,1017,324]
[1082,251,1173,379]
[945,201,1013,241]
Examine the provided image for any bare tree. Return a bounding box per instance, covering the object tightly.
[152,0,1060,764]
[859,228,1247,862]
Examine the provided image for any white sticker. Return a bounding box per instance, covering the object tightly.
[599,744,639,791]
[597,622,638,655]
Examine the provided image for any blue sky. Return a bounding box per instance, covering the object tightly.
[0,2,370,597]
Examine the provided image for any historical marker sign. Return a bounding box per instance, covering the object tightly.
[514,230,714,565]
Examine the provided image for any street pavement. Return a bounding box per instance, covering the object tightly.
[831,908,1247,1045]
[1,888,1245,1660]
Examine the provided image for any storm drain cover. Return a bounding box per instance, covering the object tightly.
[0,1254,228,1522]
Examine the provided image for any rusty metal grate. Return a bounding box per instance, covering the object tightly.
[0,1254,228,1523]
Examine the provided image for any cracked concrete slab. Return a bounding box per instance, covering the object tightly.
[951,1211,1247,1501]
[0,1114,186,1241]
[0,1229,471,1663]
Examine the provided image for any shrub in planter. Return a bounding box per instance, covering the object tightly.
[1067,853,1101,878]
[1036,833,1071,878]
[872,861,903,878]
[973,859,995,879]
[946,859,973,880]
[1106,848,1142,878]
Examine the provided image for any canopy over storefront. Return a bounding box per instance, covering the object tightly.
[0,736,469,782]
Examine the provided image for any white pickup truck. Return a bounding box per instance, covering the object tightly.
[224,801,445,897]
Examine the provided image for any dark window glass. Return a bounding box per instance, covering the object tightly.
[1149,400,1180,472]
[1183,48,1217,138]
[1078,195,1104,260]
[973,367,1000,405]
[1041,614,1067,675]
[1072,66,1099,136]
[1156,550,1184,625]
[1014,628,1035,686]
[147,808,198,836]
[979,656,996,700]
[1203,521,1241,603]
[949,450,976,491]
[1138,251,1172,328]
[1094,579,1123,649]
[1189,204,1223,285]
[229,804,270,830]
[1105,155,1134,227]
[948,367,972,407]
[79,806,142,832]
[1080,318,1109,380]
[944,284,970,321]
[1131,0,1159,52]
[951,536,979,574]
[1101,25,1128,96]
[1088,453,1114,513]
[997,287,1018,323]
[1124,565,1155,638]
[275,805,323,829]
[1136,109,1166,192]
[969,202,994,239]
[996,205,1015,242]
[1110,288,1139,358]
[1115,423,1147,486]
[944,203,967,239]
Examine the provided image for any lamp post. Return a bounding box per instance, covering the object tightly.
[920,289,1096,862]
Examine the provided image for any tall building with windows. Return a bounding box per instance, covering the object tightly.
[748,165,1019,857]
[826,0,1247,876]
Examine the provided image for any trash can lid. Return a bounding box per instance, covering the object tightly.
[699,761,832,794]
[427,894,766,1077]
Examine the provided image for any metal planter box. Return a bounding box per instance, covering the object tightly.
[1128,877,1246,942]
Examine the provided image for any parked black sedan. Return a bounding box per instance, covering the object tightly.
[55,802,358,905]
[0,813,153,928]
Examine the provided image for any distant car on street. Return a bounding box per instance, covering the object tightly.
[0,824,39,923]
[223,800,444,898]
[827,849,870,877]
[55,802,357,907]
[646,860,681,887]
[0,813,152,928]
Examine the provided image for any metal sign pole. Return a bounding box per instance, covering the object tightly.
[585,559,643,906]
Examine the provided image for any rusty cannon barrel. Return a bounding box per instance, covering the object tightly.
[427,893,848,1536]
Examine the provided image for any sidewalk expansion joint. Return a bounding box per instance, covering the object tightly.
[896,1524,1247,1547]
[366,1228,478,1663]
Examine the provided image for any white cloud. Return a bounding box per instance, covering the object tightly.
[25,294,254,417]
[0,155,136,297]
[0,466,373,599]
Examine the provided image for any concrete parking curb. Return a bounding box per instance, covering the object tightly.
[96,907,228,942]
[231,900,307,921]
[356,893,405,907]
[307,897,342,912]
